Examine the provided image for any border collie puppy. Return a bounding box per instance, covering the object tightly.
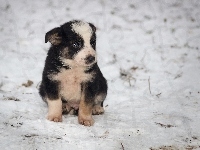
[39,20,107,126]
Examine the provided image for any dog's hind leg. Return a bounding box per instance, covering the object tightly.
[92,93,106,115]
[92,105,104,115]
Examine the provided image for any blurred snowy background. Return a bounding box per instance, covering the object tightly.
[0,0,200,149]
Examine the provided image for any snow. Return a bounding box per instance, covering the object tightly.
[0,0,200,149]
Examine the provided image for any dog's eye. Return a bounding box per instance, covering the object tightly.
[72,41,81,49]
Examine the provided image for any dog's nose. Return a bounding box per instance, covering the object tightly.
[85,55,95,64]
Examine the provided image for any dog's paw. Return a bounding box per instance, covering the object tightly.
[92,105,104,115]
[78,115,94,126]
[47,114,62,122]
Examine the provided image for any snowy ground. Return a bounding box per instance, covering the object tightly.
[0,0,200,149]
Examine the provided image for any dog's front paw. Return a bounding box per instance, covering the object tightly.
[47,114,62,122]
[47,99,62,122]
[92,105,104,115]
[78,115,94,126]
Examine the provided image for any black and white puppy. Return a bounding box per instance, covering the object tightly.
[39,20,107,126]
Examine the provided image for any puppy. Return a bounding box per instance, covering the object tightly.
[39,20,107,126]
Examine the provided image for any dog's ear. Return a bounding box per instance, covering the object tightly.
[89,23,96,33]
[45,27,62,45]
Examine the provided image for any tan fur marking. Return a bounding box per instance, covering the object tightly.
[78,93,94,126]
[49,33,62,45]
[47,98,62,122]
[51,67,93,103]
[92,105,104,115]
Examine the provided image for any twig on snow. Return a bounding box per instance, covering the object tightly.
[121,143,125,150]
[156,93,162,98]
[148,76,152,95]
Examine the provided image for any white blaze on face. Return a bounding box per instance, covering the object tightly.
[72,22,96,66]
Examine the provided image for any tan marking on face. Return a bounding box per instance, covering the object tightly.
[60,57,77,68]
[51,67,93,103]
[47,98,62,122]
[61,47,69,57]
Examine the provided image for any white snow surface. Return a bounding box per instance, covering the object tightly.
[0,0,200,149]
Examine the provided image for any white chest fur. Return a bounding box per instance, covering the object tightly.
[51,67,93,101]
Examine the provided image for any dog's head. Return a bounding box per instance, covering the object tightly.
[45,20,97,67]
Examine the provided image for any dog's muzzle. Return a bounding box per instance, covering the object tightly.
[85,55,95,64]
